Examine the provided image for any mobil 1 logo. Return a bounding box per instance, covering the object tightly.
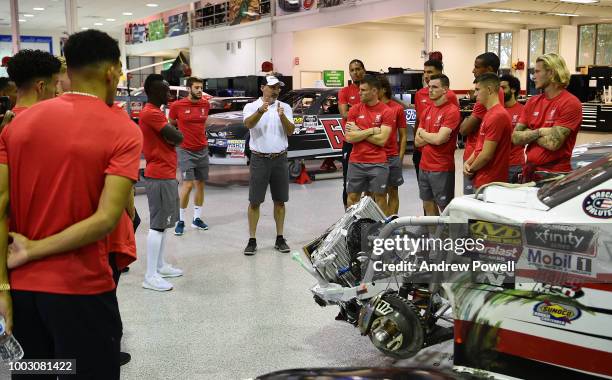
[526,248,594,277]
[525,223,597,256]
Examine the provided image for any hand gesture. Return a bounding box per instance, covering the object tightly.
[7,232,33,269]
[277,103,285,117]
[463,162,474,178]
[258,102,269,114]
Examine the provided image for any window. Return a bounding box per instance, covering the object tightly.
[486,32,513,69]
[527,29,560,95]
[578,24,612,67]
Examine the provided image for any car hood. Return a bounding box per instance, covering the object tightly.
[572,142,612,169]
[206,111,245,129]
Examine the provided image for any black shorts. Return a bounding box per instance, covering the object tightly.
[248,153,289,204]
[11,290,122,380]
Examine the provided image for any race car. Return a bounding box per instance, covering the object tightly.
[295,154,612,379]
[206,88,416,165]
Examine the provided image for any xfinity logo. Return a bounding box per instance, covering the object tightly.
[525,223,596,256]
[535,229,584,249]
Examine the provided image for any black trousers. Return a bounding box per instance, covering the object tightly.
[412,149,422,181]
[342,142,353,207]
[11,289,122,380]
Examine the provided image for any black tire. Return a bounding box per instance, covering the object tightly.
[288,160,302,179]
[368,293,426,359]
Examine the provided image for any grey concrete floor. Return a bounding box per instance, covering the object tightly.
[0,131,608,380]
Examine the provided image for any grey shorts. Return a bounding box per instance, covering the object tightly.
[387,155,404,187]
[177,147,209,181]
[145,178,180,229]
[347,163,389,194]
[419,170,455,208]
[508,165,522,183]
[463,174,474,195]
[249,154,289,204]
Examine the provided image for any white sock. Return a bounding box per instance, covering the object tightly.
[194,206,202,219]
[179,208,186,222]
[146,229,164,278]
[157,232,167,270]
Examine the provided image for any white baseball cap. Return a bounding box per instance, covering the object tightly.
[265,75,285,87]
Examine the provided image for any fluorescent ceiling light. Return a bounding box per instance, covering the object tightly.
[491,9,520,13]
[23,14,35,17]
[560,0,598,4]
[550,13,579,16]
[122,12,133,16]
[81,27,89,30]
[18,19,26,22]
[106,18,116,21]
[33,7,45,11]
[146,3,159,7]
[94,22,104,25]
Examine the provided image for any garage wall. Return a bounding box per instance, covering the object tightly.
[292,25,479,91]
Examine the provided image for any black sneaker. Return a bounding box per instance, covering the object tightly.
[244,239,257,256]
[120,352,131,366]
[274,236,290,253]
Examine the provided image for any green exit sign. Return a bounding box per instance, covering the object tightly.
[323,70,344,87]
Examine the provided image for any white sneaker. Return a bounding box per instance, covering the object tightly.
[158,264,183,278]
[142,274,173,291]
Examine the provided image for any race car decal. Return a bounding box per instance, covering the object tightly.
[533,301,581,325]
[582,189,612,219]
[524,223,597,256]
[469,220,522,246]
[525,248,594,278]
[320,118,345,150]
[304,115,318,134]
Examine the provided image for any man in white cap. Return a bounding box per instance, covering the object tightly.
[242,75,295,255]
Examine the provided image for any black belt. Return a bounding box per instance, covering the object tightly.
[251,150,287,159]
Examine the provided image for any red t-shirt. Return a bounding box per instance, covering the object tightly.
[384,100,407,157]
[419,100,460,172]
[108,211,136,270]
[347,101,395,164]
[0,93,143,295]
[472,104,512,188]
[464,88,505,161]
[140,103,177,179]
[505,102,525,166]
[519,90,582,172]
[338,83,360,108]
[168,97,210,151]
[10,105,28,117]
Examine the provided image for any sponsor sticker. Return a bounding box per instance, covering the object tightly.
[533,301,581,325]
[469,220,522,246]
[304,115,318,133]
[583,190,612,219]
[525,223,597,256]
[226,139,245,155]
[526,248,594,277]
[477,243,521,261]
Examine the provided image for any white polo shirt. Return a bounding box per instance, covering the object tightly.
[243,97,293,154]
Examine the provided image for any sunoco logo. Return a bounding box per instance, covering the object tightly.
[583,190,612,219]
[469,220,522,246]
[533,301,581,325]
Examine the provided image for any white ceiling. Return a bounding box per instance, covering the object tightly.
[0,0,190,33]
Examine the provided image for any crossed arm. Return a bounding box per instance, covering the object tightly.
[512,124,571,151]
[416,127,453,146]
[345,123,392,146]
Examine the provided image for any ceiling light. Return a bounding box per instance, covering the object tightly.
[560,0,598,4]
[491,9,520,13]
[81,27,89,30]
[94,22,104,26]
[106,18,116,21]
[146,3,159,7]
[18,19,26,22]
[122,12,133,16]
[33,7,45,11]
[23,14,35,17]
[550,13,579,16]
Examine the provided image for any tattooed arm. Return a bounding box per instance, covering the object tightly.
[511,123,540,146]
[536,126,571,151]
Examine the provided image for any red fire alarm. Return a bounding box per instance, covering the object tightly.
[294,57,300,66]
[515,60,525,70]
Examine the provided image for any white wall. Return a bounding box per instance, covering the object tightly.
[292,25,479,90]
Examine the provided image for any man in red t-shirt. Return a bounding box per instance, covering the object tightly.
[0,30,143,378]
[169,76,210,235]
[413,59,459,180]
[464,73,512,191]
[339,59,366,208]
[345,75,394,211]
[459,52,504,194]
[140,74,184,292]
[511,53,582,181]
[1,49,61,129]
[500,74,525,183]
[378,76,407,215]
[415,74,460,215]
